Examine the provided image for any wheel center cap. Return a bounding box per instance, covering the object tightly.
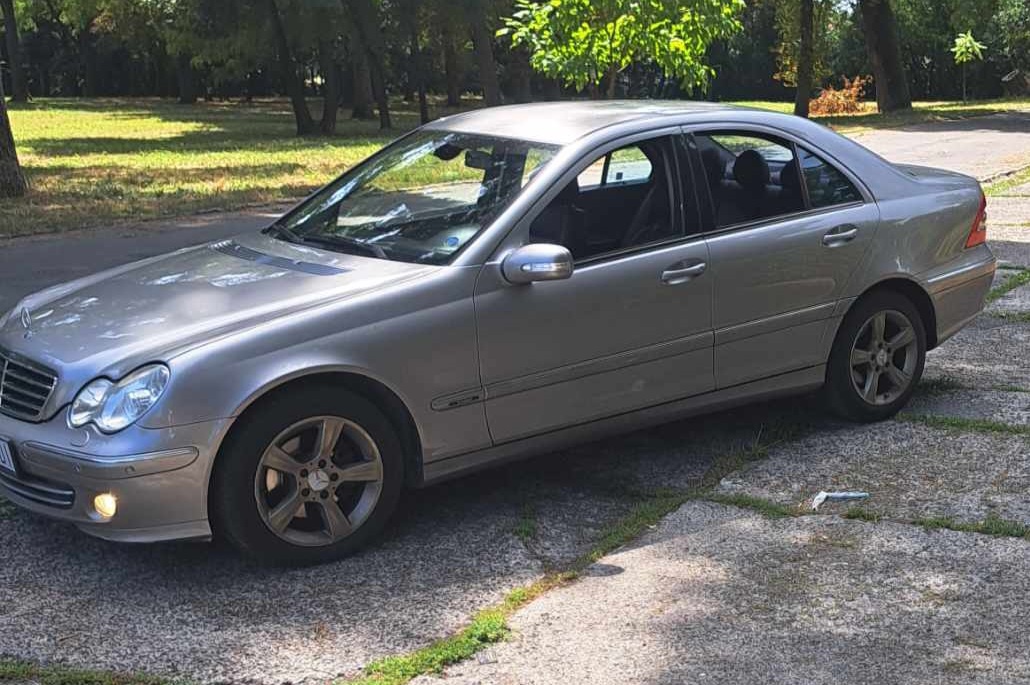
[308,469,331,492]
[876,349,890,367]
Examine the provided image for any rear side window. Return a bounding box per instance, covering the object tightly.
[694,132,805,228]
[798,147,862,208]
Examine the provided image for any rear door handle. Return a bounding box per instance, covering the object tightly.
[822,225,859,246]
[661,261,706,285]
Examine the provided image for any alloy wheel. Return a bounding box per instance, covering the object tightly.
[254,416,384,547]
[849,309,919,406]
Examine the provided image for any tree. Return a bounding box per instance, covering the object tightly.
[951,30,986,100]
[500,0,745,98]
[265,0,314,135]
[0,0,29,101]
[859,0,912,111]
[469,0,501,105]
[794,0,814,117]
[345,0,391,129]
[0,90,26,196]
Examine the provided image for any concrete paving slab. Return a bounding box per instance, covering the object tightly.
[908,387,1030,427]
[923,316,1030,390]
[717,419,1030,524]
[989,196,1030,225]
[416,502,1030,685]
[987,282,1030,317]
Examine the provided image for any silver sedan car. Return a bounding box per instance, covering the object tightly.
[0,102,995,564]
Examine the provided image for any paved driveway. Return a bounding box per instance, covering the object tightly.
[1,113,1030,684]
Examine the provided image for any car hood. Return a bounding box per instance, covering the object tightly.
[0,232,438,378]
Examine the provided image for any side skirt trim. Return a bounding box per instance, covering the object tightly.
[421,364,825,486]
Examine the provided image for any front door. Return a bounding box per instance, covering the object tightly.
[473,134,715,444]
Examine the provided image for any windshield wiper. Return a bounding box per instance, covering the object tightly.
[299,234,389,260]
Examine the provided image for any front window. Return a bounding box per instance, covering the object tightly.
[267,131,560,265]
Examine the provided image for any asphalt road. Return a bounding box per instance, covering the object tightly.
[1,112,1029,684]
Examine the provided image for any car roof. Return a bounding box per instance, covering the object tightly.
[426,100,769,146]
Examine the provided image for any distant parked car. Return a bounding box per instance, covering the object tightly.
[0,102,994,564]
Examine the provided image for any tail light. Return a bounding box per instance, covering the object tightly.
[965,192,987,248]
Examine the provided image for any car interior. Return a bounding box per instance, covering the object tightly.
[528,137,679,261]
[695,134,806,227]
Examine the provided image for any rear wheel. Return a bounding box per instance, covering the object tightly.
[211,386,403,565]
[825,290,926,422]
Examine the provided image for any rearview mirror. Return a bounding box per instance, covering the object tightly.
[502,244,574,285]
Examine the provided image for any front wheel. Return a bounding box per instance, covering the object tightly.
[824,291,926,422]
[211,386,403,565]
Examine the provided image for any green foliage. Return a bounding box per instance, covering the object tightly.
[499,0,745,94]
[952,30,987,64]
[772,0,839,87]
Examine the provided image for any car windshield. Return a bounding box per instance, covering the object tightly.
[266,131,561,265]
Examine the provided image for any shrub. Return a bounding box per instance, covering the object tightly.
[809,76,872,115]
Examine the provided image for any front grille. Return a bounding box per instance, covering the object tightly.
[0,350,58,421]
[0,469,75,509]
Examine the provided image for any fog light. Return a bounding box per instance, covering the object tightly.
[93,493,117,519]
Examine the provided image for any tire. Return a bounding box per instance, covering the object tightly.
[824,289,927,422]
[211,385,404,566]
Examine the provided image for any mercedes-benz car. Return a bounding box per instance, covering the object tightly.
[0,102,995,564]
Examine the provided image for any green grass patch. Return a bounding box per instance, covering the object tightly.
[0,659,173,685]
[3,97,436,238]
[916,376,967,397]
[996,312,1030,323]
[899,413,1030,437]
[913,513,1030,539]
[985,165,1030,196]
[0,496,16,521]
[842,507,883,523]
[512,505,538,543]
[705,492,798,519]
[994,383,1030,393]
[986,268,1030,303]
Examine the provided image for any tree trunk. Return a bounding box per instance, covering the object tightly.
[318,38,341,135]
[80,29,98,97]
[470,4,501,106]
[175,51,197,104]
[0,90,26,197]
[793,0,814,118]
[267,0,315,135]
[604,65,618,98]
[0,0,27,102]
[346,0,391,129]
[350,47,375,119]
[858,0,912,112]
[510,47,533,103]
[409,28,429,124]
[443,29,461,107]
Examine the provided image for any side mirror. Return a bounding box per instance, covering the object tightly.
[502,244,574,285]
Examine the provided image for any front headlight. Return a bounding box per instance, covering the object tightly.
[69,364,170,433]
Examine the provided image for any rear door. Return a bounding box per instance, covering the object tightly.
[687,128,880,388]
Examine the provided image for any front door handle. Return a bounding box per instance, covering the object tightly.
[822,225,859,247]
[661,261,706,286]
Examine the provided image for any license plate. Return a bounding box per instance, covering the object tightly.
[0,440,17,477]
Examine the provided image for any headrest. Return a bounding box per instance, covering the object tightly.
[780,158,801,194]
[733,150,770,191]
[700,147,724,185]
[555,178,580,203]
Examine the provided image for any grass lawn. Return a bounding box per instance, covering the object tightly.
[2,95,1029,239]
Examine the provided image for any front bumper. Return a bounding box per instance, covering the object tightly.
[0,411,232,542]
